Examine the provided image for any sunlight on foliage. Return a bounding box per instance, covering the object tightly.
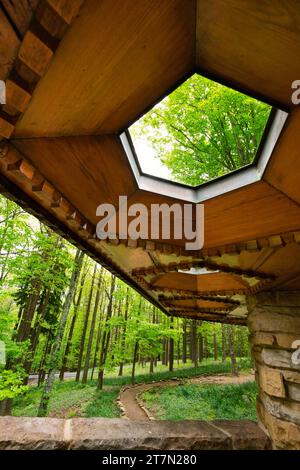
[131,74,271,185]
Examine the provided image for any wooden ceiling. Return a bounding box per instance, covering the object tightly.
[1,0,300,325]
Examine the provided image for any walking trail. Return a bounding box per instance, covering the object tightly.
[119,372,254,420]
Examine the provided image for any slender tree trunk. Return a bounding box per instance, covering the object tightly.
[23,288,51,382]
[75,263,97,381]
[97,275,116,390]
[166,336,169,366]
[59,259,87,380]
[38,332,52,386]
[169,318,174,372]
[131,298,142,385]
[131,341,139,385]
[118,288,129,377]
[90,293,105,381]
[227,324,238,375]
[204,336,208,359]
[221,324,226,364]
[191,320,198,367]
[198,333,203,363]
[82,268,103,383]
[182,320,187,363]
[37,249,84,416]
[16,284,41,343]
[213,332,218,362]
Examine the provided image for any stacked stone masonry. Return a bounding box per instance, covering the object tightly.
[247,291,300,449]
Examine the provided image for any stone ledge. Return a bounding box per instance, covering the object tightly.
[0,417,271,450]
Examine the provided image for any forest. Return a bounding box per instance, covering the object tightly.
[0,194,252,419]
[0,74,267,421]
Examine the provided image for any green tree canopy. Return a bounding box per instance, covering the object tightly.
[131,74,271,186]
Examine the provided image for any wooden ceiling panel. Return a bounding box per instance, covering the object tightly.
[129,181,300,249]
[12,135,137,224]
[196,0,300,108]
[204,181,300,248]
[165,299,232,310]
[14,0,196,138]
[152,271,249,293]
[264,108,300,205]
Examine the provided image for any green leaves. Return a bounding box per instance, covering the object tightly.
[131,74,271,186]
[0,369,28,400]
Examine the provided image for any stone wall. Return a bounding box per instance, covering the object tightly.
[0,417,270,450]
[247,291,300,449]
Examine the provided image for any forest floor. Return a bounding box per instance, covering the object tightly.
[119,372,254,420]
[13,359,256,420]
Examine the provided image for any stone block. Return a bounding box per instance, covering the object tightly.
[248,292,300,309]
[0,417,272,451]
[69,418,231,450]
[261,391,300,426]
[0,417,66,450]
[249,332,275,347]
[257,397,300,449]
[260,348,299,370]
[248,310,300,335]
[287,382,300,402]
[258,366,286,398]
[212,420,271,450]
[282,370,300,384]
[274,333,300,349]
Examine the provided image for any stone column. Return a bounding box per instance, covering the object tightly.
[247,291,300,449]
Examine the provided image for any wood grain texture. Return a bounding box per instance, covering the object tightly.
[128,181,300,249]
[14,0,196,137]
[1,0,39,36]
[12,135,138,224]
[152,271,251,293]
[196,0,300,108]
[264,107,300,205]
[0,9,20,80]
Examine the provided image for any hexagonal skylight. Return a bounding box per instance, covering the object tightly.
[128,73,272,187]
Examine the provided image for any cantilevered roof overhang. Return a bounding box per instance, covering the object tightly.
[1,0,300,325]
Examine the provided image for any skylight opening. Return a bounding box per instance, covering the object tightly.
[178,267,220,275]
[129,73,272,187]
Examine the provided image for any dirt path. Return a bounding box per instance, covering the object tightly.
[119,372,254,420]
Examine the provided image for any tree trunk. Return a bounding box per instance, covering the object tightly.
[227,324,238,375]
[131,340,139,385]
[198,333,203,363]
[75,263,97,382]
[182,320,187,363]
[221,324,226,364]
[38,332,52,386]
[90,292,105,381]
[131,298,142,385]
[118,288,129,377]
[169,318,174,372]
[0,399,12,416]
[82,268,103,383]
[23,288,51,382]
[204,336,208,359]
[37,249,84,416]
[97,275,116,390]
[59,259,87,380]
[213,332,218,362]
[191,320,198,367]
